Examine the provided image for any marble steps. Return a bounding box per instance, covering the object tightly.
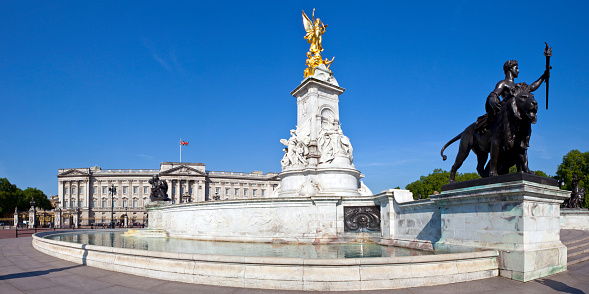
[566,237,589,251]
[563,234,589,248]
[568,252,589,266]
[566,240,589,266]
[568,245,589,257]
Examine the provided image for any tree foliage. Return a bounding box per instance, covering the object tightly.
[556,150,589,208]
[405,169,480,199]
[507,165,549,177]
[0,178,51,217]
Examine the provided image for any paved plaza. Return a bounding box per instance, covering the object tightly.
[1,233,588,293]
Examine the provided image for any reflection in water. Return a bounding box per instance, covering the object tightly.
[46,231,432,259]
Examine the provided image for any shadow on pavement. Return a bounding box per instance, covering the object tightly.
[0,265,82,281]
[536,278,585,294]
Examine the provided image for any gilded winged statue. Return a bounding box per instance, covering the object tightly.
[302,9,334,78]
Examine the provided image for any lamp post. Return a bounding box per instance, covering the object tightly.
[109,185,116,228]
[125,206,128,228]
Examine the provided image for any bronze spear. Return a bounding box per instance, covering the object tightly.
[544,42,552,110]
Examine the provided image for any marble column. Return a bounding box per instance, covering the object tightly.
[166,180,172,201]
[176,180,181,203]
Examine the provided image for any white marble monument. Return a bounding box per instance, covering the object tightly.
[279,64,364,198]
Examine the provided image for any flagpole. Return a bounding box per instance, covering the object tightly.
[179,138,182,163]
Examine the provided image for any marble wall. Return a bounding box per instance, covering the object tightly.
[561,208,589,229]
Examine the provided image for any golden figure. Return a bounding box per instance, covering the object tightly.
[302,9,334,78]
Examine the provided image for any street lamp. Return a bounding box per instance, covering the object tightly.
[109,185,117,228]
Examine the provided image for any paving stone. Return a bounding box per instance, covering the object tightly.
[93,285,154,294]
[5,275,61,291]
[0,283,26,294]
[95,271,167,290]
[151,281,238,294]
[25,285,83,294]
[408,279,497,294]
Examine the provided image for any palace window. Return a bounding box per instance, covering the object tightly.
[253,189,257,196]
[92,187,96,194]
[72,188,76,195]
[144,187,148,194]
[133,200,138,208]
[133,186,138,194]
[71,201,75,208]
[102,187,107,194]
[244,189,248,196]
[225,188,229,196]
[180,186,184,194]
[64,201,68,208]
[234,188,239,196]
[80,187,83,194]
[92,201,96,208]
[123,187,128,194]
[102,200,106,208]
[79,200,83,208]
[262,189,265,197]
[172,187,176,195]
[123,200,127,208]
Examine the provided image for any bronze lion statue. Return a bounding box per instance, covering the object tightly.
[441,83,538,182]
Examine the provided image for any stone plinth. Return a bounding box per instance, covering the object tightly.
[28,208,35,228]
[432,173,569,281]
[561,208,589,230]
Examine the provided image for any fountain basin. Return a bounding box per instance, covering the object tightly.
[33,230,499,291]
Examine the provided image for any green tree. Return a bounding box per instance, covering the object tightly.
[405,169,480,199]
[0,178,51,217]
[507,165,549,177]
[0,178,20,217]
[556,149,589,208]
[19,188,52,211]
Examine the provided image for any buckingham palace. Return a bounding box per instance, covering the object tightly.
[56,162,280,227]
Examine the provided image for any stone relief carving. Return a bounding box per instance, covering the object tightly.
[317,117,353,164]
[344,206,381,232]
[280,120,311,169]
[299,179,322,197]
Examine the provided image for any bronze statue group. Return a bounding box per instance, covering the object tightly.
[440,46,586,209]
[441,58,548,183]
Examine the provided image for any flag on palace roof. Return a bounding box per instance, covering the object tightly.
[181,140,189,146]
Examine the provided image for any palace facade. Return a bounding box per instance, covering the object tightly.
[56,162,280,227]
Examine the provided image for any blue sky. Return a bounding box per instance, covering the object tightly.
[1,1,588,196]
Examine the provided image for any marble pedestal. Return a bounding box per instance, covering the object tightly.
[432,173,570,282]
[279,166,362,197]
